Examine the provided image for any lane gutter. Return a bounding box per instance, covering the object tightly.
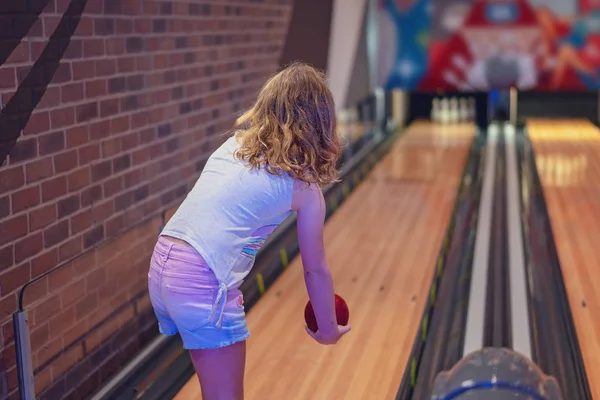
[517,125,591,399]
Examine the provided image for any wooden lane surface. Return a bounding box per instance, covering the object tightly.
[527,118,600,142]
[175,120,475,400]
[527,119,600,399]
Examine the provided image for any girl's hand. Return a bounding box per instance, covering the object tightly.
[305,324,351,345]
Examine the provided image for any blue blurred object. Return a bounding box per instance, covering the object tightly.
[484,2,519,24]
[431,348,563,400]
[437,380,547,400]
[382,0,431,90]
[489,89,499,108]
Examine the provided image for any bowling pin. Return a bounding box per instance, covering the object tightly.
[449,97,459,124]
[459,98,469,122]
[431,98,440,123]
[440,98,450,124]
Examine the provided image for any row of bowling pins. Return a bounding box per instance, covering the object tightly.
[431,97,476,124]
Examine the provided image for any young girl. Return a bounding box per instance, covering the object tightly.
[147,62,351,400]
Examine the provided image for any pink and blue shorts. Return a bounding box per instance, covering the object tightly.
[147,236,250,349]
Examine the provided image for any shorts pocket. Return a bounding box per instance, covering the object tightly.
[163,282,215,331]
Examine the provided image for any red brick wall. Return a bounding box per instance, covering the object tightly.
[0,1,293,399]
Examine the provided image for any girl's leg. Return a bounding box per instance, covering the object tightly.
[190,340,246,400]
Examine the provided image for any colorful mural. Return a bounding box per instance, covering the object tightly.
[377,0,600,91]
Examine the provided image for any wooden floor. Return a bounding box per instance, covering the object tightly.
[527,119,600,399]
[175,120,475,400]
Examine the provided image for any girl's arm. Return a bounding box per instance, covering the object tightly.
[292,180,350,343]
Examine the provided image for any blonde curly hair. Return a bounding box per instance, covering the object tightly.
[233,62,341,187]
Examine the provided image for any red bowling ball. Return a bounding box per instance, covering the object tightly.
[304,294,349,332]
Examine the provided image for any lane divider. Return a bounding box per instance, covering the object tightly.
[463,127,499,356]
[256,273,265,295]
[437,256,444,278]
[504,124,532,358]
[280,248,289,268]
[411,359,417,386]
[430,281,437,304]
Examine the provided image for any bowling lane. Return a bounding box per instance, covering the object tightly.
[175,120,475,400]
[527,119,600,399]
